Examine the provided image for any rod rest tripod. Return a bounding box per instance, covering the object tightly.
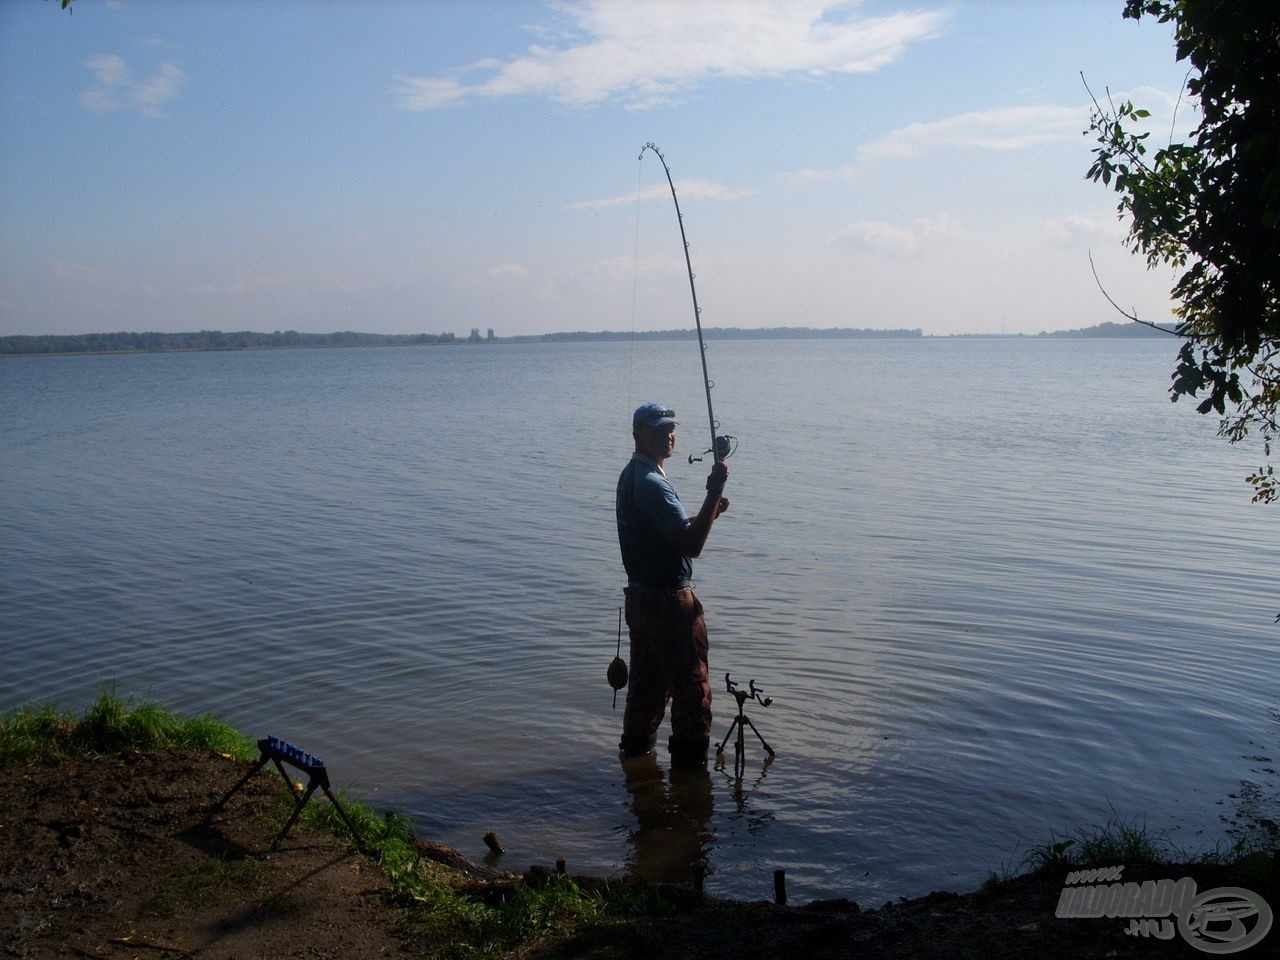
[714,673,775,763]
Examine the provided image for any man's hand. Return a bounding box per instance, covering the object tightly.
[670,464,730,558]
[706,460,728,493]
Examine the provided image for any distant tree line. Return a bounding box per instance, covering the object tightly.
[1,326,923,356]
[0,330,460,356]
[532,326,924,342]
[1037,321,1177,338]
[2,322,1175,357]
[539,323,1179,341]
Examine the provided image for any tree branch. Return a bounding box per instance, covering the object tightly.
[1087,250,1183,336]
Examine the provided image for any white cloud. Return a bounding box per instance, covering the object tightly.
[1085,80,1198,122]
[859,104,1086,163]
[831,215,960,258]
[80,54,186,117]
[85,53,129,87]
[50,259,159,299]
[570,177,754,211]
[1044,212,1125,248]
[488,263,531,277]
[778,103,1091,184]
[394,76,467,111]
[394,0,948,110]
[79,87,120,114]
[777,164,856,184]
[783,84,1199,184]
[133,63,186,118]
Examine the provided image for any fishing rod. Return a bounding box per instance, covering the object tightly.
[639,142,735,465]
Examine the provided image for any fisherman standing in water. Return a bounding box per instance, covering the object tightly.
[617,403,730,768]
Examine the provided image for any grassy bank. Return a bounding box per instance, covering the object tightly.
[0,689,256,765]
[0,691,718,957]
[3,691,1275,959]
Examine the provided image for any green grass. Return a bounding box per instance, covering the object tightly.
[0,688,255,765]
[0,689,686,957]
[22,691,1271,957]
[299,787,679,958]
[985,806,1279,894]
[1020,813,1174,876]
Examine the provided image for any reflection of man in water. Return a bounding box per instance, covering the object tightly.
[621,754,714,886]
[616,403,729,768]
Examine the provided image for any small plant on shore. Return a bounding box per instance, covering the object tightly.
[297,788,647,958]
[400,872,613,959]
[1019,812,1175,877]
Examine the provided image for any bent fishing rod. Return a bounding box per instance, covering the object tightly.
[639,142,735,465]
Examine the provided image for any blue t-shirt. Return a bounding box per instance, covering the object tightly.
[616,454,692,587]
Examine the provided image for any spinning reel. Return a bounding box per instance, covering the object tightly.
[688,433,737,464]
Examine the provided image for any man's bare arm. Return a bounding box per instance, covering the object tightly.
[666,462,729,558]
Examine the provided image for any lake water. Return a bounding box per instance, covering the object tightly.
[2,337,1277,905]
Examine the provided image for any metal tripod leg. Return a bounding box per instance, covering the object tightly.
[740,714,775,757]
[715,711,775,758]
[208,755,270,818]
[714,716,742,756]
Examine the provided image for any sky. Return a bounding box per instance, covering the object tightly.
[0,0,1198,338]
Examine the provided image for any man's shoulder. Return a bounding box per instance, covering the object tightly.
[621,454,664,482]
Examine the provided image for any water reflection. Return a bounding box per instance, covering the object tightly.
[715,752,775,809]
[620,753,714,885]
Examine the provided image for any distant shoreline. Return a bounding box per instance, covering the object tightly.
[0,321,1176,357]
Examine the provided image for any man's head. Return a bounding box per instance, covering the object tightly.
[632,403,678,462]
[633,403,677,430]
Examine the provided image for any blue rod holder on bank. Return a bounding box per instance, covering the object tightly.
[209,735,366,852]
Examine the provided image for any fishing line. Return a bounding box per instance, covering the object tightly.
[608,145,736,709]
[608,606,627,709]
[628,153,645,409]
[610,163,646,711]
[638,142,736,464]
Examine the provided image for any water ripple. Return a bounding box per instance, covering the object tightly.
[2,340,1277,903]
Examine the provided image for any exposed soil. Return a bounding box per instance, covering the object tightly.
[1,750,1274,959]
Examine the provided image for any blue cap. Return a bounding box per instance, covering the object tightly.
[633,403,677,428]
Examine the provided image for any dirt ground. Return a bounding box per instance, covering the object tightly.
[1,749,1275,959]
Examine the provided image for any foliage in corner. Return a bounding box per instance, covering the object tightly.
[1086,0,1279,507]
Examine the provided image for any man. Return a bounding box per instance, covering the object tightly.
[616,402,729,767]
